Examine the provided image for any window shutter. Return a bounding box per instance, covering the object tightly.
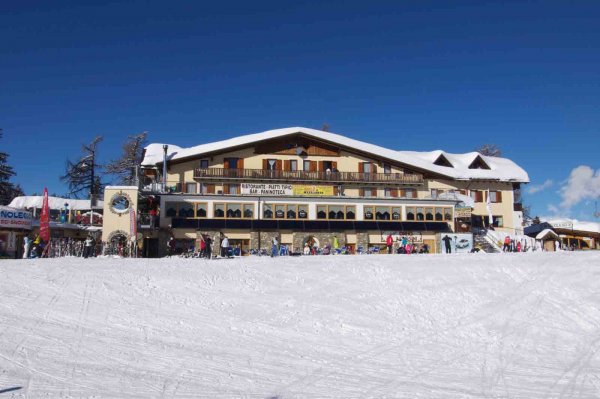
[206,184,215,194]
[391,188,398,197]
[358,162,364,173]
[237,158,244,170]
[310,161,317,172]
[496,191,502,203]
[371,188,378,197]
[284,160,291,171]
[223,184,230,194]
[224,159,230,169]
[262,159,268,170]
[333,186,339,196]
[318,161,324,171]
[276,160,282,170]
[371,164,377,173]
[359,188,365,196]
[400,189,406,198]
[476,191,483,202]
[181,182,187,193]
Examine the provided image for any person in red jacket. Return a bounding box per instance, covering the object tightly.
[386,234,393,254]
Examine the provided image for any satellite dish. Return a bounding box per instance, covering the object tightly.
[295,146,304,155]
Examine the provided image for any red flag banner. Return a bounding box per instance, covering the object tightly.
[39,187,51,242]
[130,208,137,240]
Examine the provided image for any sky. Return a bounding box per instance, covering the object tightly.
[1,0,599,221]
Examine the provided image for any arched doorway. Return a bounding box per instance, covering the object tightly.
[303,235,320,249]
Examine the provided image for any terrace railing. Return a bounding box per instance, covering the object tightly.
[193,168,423,185]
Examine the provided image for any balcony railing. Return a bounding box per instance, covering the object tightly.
[193,168,423,185]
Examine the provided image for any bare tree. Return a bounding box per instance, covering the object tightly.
[105,132,148,186]
[61,136,104,202]
[475,144,502,157]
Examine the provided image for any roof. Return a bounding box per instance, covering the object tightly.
[536,229,560,240]
[8,196,104,211]
[141,127,529,183]
[543,218,600,234]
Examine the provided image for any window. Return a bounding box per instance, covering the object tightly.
[165,202,177,217]
[185,183,197,194]
[416,207,425,221]
[425,207,434,221]
[317,205,327,219]
[178,203,194,218]
[263,204,273,219]
[444,208,452,221]
[298,205,308,219]
[493,215,504,227]
[328,205,344,220]
[196,203,207,218]
[364,207,374,220]
[303,160,311,171]
[275,204,285,219]
[287,207,297,219]
[392,207,401,221]
[375,206,390,221]
[323,161,333,171]
[266,159,277,171]
[224,157,239,169]
[215,203,253,219]
[289,160,298,171]
[363,162,373,173]
[384,188,393,198]
[435,207,443,221]
[200,159,209,169]
[430,189,443,199]
[384,164,391,174]
[489,191,502,203]
[199,184,215,194]
[214,203,225,218]
[226,184,240,195]
[406,207,415,221]
[470,190,484,203]
[346,206,356,220]
[402,188,417,199]
[362,188,377,198]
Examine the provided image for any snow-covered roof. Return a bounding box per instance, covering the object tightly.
[536,229,559,240]
[141,127,529,183]
[436,192,475,208]
[542,218,600,234]
[8,196,104,211]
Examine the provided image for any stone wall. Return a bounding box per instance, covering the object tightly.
[292,232,346,253]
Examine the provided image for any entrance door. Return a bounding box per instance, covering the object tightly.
[143,238,159,258]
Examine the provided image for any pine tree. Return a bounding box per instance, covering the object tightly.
[61,136,104,202]
[105,132,148,186]
[0,129,25,205]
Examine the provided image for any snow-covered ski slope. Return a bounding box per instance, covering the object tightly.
[1,252,599,398]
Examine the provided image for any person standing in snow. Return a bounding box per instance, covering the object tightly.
[220,233,229,258]
[503,236,510,252]
[271,236,279,257]
[333,235,340,253]
[386,234,393,254]
[83,235,93,258]
[23,236,31,259]
[205,235,212,259]
[442,235,452,254]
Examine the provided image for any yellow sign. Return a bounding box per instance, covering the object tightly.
[292,185,334,196]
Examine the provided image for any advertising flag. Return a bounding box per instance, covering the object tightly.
[39,187,51,242]
[486,190,493,226]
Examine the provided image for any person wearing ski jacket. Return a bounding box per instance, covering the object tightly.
[386,234,393,254]
[220,234,229,258]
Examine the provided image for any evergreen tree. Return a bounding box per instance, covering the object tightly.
[61,136,104,202]
[0,129,25,205]
[105,132,148,186]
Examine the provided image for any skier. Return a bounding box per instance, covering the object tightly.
[503,236,510,252]
[167,236,175,257]
[84,235,93,258]
[442,235,452,254]
[205,235,213,259]
[199,234,206,258]
[386,234,393,254]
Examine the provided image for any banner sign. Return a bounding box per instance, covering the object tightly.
[550,221,573,229]
[292,185,334,196]
[454,206,472,218]
[39,188,50,241]
[241,183,292,196]
[129,208,137,241]
[0,207,32,229]
[240,183,334,197]
[380,231,423,243]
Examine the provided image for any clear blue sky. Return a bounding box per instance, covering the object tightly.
[2,0,599,220]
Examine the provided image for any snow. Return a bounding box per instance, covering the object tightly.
[141,127,529,183]
[8,196,103,211]
[1,252,599,398]
[536,228,560,240]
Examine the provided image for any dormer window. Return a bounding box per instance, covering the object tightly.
[469,156,491,170]
[433,154,453,168]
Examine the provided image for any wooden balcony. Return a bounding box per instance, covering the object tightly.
[193,168,423,185]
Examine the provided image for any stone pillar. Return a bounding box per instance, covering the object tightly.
[356,232,369,251]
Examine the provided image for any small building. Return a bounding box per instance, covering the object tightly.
[0,205,33,258]
[535,229,560,251]
[525,219,600,250]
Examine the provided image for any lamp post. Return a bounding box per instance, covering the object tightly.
[162,144,169,193]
